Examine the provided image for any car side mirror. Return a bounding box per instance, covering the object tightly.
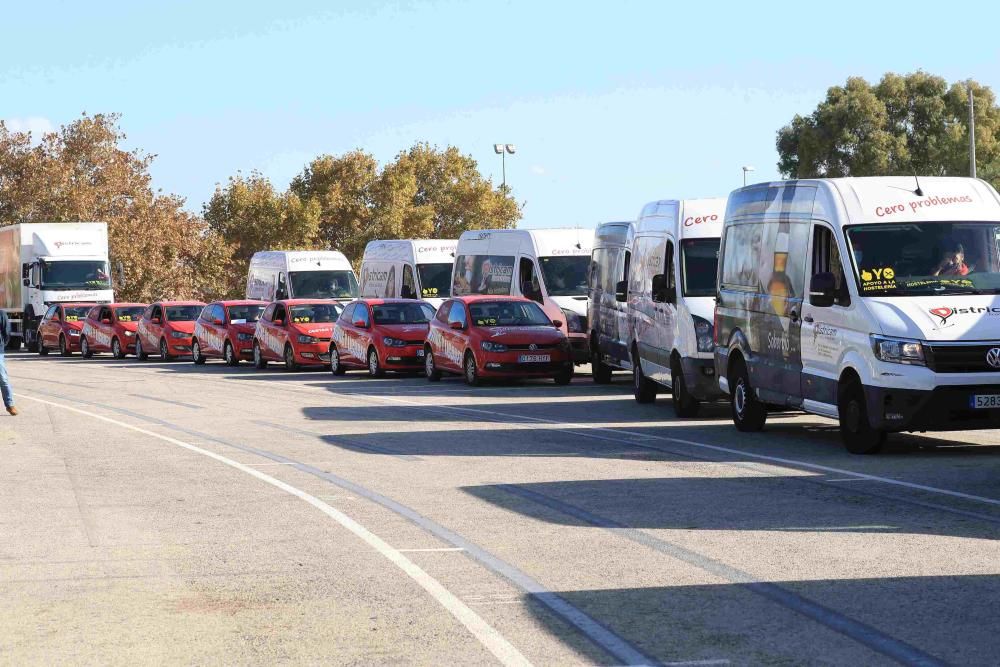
[449,320,464,330]
[273,318,284,326]
[615,280,628,302]
[809,272,837,308]
[353,319,367,328]
[101,318,111,324]
[551,319,563,328]
[151,317,161,324]
[213,318,224,325]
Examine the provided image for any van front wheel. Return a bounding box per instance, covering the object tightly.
[838,380,885,454]
[729,358,766,431]
[671,359,701,418]
[591,348,612,384]
[633,358,656,404]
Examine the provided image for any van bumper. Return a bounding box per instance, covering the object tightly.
[681,357,724,401]
[866,383,1000,432]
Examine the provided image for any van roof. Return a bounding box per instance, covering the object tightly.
[457,227,594,256]
[636,198,727,238]
[594,221,633,247]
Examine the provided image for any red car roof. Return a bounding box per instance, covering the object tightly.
[154,300,206,306]
[452,295,534,304]
[107,302,148,308]
[59,302,103,309]
[352,298,431,306]
[213,300,268,306]
[274,298,341,305]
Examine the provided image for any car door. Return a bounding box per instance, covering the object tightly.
[354,302,373,358]
[203,304,224,354]
[334,304,356,364]
[92,306,112,351]
[265,303,288,360]
[442,300,469,370]
[39,305,59,347]
[143,304,163,350]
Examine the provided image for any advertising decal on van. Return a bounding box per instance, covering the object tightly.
[452,255,515,296]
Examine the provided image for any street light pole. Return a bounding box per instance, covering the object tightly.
[742,166,755,187]
[494,143,516,191]
[969,81,977,178]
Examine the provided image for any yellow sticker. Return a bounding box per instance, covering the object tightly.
[65,316,79,321]
[293,317,312,323]
[860,267,897,292]
[118,316,132,321]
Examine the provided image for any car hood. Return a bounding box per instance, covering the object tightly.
[166,321,196,335]
[228,322,258,335]
[377,324,429,339]
[116,321,139,332]
[477,325,566,344]
[551,295,588,316]
[64,320,85,332]
[291,323,335,338]
[862,295,1000,341]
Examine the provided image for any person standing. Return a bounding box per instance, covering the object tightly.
[0,310,18,416]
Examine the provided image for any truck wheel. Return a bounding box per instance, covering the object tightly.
[60,335,72,357]
[135,338,148,361]
[224,342,239,367]
[192,340,206,365]
[330,346,346,375]
[838,379,885,454]
[111,337,125,359]
[591,348,613,384]
[633,356,657,404]
[671,358,701,418]
[729,357,766,432]
[253,342,268,369]
[159,338,174,361]
[367,348,384,378]
[284,344,299,372]
[424,348,441,382]
[463,352,481,387]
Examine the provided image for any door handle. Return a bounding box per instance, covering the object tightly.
[803,315,814,323]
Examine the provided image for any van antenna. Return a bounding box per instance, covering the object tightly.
[913,173,924,197]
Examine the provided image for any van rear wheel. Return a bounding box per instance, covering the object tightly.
[632,357,656,404]
[729,357,766,432]
[838,379,885,454]
[671,359,701,418]
[591,348,613,384]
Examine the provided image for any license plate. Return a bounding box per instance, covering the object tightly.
[518,354,550,363]
[970,394,1000,409]
[416,349,425,357]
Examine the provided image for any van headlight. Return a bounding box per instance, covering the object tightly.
[382,336,407,347]
[871,335,925,366]
[693,315,714,352]
[561,309,586,333]
[170,331,188,339]
[481,341,508,353]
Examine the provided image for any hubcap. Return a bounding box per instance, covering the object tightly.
[369,353,377,374]
[254,346,260,364]
[466,358,475,382]
[425,353,433,376]
[194,342,200,359]
[113,340,119,355]
[225,345,232,362]
[161,341,167,357]
[734,380,747,418]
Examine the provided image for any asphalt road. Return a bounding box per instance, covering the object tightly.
[3,351,1000,666]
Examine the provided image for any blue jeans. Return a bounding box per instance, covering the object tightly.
[0,346,13,408]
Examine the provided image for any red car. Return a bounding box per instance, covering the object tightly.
[252,299,343,371]
[192,300,267,366]
[36,303,93,356]
[424,296,573,386]
[135,300,205,361]
[330,299,436,377]
[80,302,148,358]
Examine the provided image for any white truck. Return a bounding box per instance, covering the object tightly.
[358,239,458,308]
[245,250,359,303]
[0,223,114,351]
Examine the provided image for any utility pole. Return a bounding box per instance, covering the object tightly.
[969,81,977,178]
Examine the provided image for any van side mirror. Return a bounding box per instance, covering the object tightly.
[22,278,29,287]
[615,280,628,302]
[809,272,837,308]
[651,274,674,304]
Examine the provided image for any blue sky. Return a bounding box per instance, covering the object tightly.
[2,0,998,230]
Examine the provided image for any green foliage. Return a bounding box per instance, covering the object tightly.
[777,72,1000,190]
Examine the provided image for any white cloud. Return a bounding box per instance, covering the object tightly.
[3,116,55,136]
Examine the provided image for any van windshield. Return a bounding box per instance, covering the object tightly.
[289,271,359,299]
[539,256,589,296]
[469,301,551,327]
[846,222,1000,296]
[681,239,720,297]
[416,263,452,299]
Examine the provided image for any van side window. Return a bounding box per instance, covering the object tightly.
[402,265,416,299]
[811,225,850,307]
[519,258,541,301]
[653,241,676,303]
[721,224,763,289]
[762,221,810,300]
[448,301,467,327]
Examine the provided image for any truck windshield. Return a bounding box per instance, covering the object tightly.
[681,239,720,297]
[416,263,452,299]
[846,222,1000,296]
[539,256,589,297]
[41,260,110,290]
[289,271,358,299]
[469,301,551,327]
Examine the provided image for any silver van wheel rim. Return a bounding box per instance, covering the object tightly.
[734,380,747,418]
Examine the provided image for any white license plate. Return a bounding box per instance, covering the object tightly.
[518,354,550,363]
[971,394,1000,409]
[416,349,424,357]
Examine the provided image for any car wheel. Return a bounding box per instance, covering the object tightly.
[111,337,125,359]
[463,352,480,387]
[253,342,268,369]
[330,346,346,375]
[591,348,613,384]
[135,338,148,361]
[367,348,384,378]
[671,358,701,418]
[224,341,239,366]
[632,355,656,404]
[838,379,885,454]
[60,334,72,357]
[425,347,441,382]
[553,367,573,385]
[729,357,766,432]
[160,338,174,361]
[192,339,206,365]
[38,340,49,356]
[284,344,299,372]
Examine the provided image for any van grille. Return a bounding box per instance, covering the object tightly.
[925,343,1000,373]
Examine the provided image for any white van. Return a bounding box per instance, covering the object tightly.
[587,221,634,382]
[628,199,726,416]
[452,228,594,362]
[359,239,457,308]
[246,250,358,303]
[714,176,1000,453]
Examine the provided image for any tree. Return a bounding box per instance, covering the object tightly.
[0,113,232,302]
[777,72,1000,189]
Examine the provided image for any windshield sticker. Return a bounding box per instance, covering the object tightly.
[117,315,133,322]
[874,194,974,218]
[65,315,80,321]
[421,287,440,296]
[859,267,897,292]
[476,318,497,326]
[292,316,312,323]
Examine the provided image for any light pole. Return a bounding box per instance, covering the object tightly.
[742,165,755,187]
[494,143,516,190]
[968,81,977,178]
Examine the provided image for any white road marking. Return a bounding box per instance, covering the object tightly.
[399,547,466,553]
[19,393,533,667]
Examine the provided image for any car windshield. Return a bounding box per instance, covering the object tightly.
[539,256,590,296]
[416,263,452,299]
[228,304,265,324]
[165,306,201,321]
[114,306,144,322]
[289,303,342,323]
[469,301,552,327]
[289,271,359,299]
[40,260,111,290]
[372,302,435,324]
[846,222,1000,296]
[681,238,720,297]
[63,307,90,321]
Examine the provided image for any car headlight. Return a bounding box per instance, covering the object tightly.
[383,336,407,347]
[124,330,135,337]
[297,335,318,344]
[68,329,80,336]
[481,340,508,353]
[170,331,188,339]
[871,335,925,366]
[561,309,586,334]
[693,315,714,353]
[237,332,253,341]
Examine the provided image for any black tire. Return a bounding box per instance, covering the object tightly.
[224,341,239,366]
[591,347,613,384]
[10,336,24,352]
[111,337,125,360]
[463,352,480,387]
[553,368,573,385]
[367,348,384,378]
[284,344,299,372]
[80,337,93,359]
[60,334,72,357]
[38,340,49,356]
[729,357,767,432]
[632,355,657,404]
[425,347,441,382]
[838,379,886,454]
[253,342,268,369]
[671,358,701,418]
[192,339,206,365]
[160,338,174,361]
[23,309,36,352]
[135,337,148,361]
[330,346,346,375]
